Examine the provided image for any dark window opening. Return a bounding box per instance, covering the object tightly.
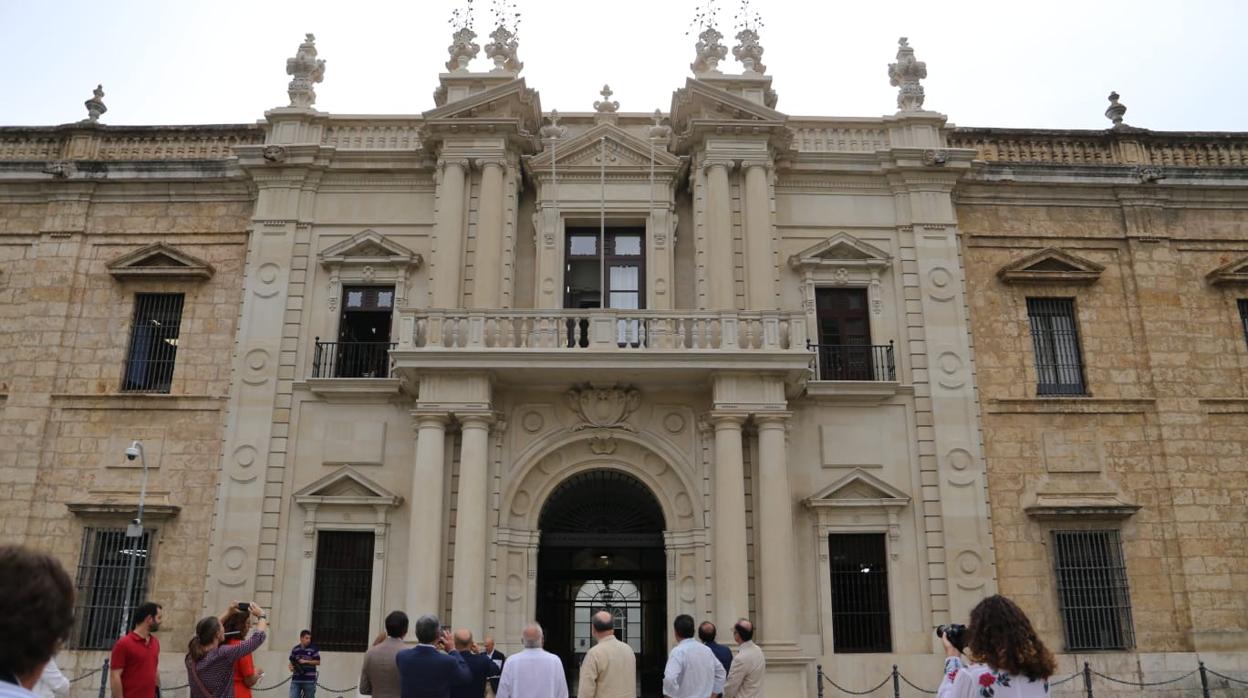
[72,527,154,649]
[828,533,892,653]
[564,228,645,347]
[1237,299,1248,347]
[310,531,374,652]
[1052,529,1135,651]
[314,285,394,378]
[1027,297,1086,395]
[813,288,893,380]
[122,293,184,393]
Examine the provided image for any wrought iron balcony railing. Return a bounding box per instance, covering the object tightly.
[397,309,809,352]
[809,342,896,382]
[311,339,396,378]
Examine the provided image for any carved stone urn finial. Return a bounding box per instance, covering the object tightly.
[446,27,481,73]
[691,26,728,75]
[594,85,620,113]
[485,25,523,74]
[83,84,107,123]
[285,33,326,109]
[888,37,928,112]
[1105,91,1128,127]
[540,110,568,141]
[732,28,766,75]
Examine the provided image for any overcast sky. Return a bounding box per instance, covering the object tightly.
[1,0,1243,131]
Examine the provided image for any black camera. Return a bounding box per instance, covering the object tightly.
[936,623,967,652]
[237,602,251,613]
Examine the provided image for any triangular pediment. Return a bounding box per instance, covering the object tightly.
[806,469,910,510]
[997,247,1104,285]
[320,230,421,268]
[294,466,402,508]
[422,78,542,138]
[528,123,683,172]
[673,78,785,123]
[789,233,892,270]
[107,243,213,280]
[1206,255,1248,286]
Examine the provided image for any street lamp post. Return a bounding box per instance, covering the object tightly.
[118,440,149,639]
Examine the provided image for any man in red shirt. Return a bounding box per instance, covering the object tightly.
[110,602,162,698]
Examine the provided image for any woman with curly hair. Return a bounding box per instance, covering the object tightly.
[938,595,1058,698]
[186,603,268,698]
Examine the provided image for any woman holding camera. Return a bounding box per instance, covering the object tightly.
[186,603,269,698]
[938,595,1056,697]
[222,609,263,698]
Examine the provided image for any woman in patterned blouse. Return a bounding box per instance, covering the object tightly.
[938,595,1057,698]
[186,603,269,698]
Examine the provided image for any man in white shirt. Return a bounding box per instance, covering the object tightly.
[495,623,567,698]
[662,615,724,698]
[33,660,69,698]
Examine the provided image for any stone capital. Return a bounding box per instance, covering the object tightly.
[438,157,471,172]
[740,158,772,172]
[455,411,498,430]
[475,156,508,171]
[410,410,452,429]
[753,411,792,428]
[701,157,736,173]
[706,411,749,429]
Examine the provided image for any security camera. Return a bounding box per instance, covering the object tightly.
[125,441,141,461]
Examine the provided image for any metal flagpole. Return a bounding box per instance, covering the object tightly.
[599,136,606,309]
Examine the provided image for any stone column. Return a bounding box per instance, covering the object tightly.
[710,412,749,624]
[704,159,735,309]
[408,412,450,615]
[431,158,469,308]
[741,160,777,309]
[472,159,506,308]
[754,413,799,647]
[450,413,493,634]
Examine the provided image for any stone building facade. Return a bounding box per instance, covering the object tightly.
[0,26,1245,698]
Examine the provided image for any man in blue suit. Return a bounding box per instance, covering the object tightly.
[395,614,472,698]
[448,629,500,698]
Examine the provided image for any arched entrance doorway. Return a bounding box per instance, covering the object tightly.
[536,469,667,697]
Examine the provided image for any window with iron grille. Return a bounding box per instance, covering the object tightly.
[1238,300,1248,347]
[828,533,891,653]
[122,293,184,393]
[310,531,374,651]
[1026,297,1086,395]
[1052,530,1135,651]
[72,527,154,649]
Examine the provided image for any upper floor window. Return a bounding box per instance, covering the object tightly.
[72,527,154,649]
[1052,529,1135,651]
[564,228,645,311]
[313,286,395,378]
[812,288,894,381]
[1026,297,1086,395]
[122,293,184,393]
[311,531,374,651]
[827,533,892,653]
[1238,299,1248,347]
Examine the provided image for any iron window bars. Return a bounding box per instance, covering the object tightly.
[828,533,892,653]
[310,531,374,652]
[122,293,184,393]
[72,527,153,649]
[1027,297,1087,395]
[1052,529,1136,651]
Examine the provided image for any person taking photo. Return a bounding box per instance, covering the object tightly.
[937,595,1056,698]
[186,603,269,698]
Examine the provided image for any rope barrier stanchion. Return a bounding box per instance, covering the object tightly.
[1199,661,1210,698]
[97,658,110,698]
[817,664,825,698]
[891,665,900,698]
[1082,661,1093,698]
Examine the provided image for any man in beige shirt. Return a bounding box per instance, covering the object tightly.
[722,620,764,698]
[360,611,408,698]
[577,611,636,698]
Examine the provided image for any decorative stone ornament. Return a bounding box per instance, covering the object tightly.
[593,85,619,113]
[485,25,522,74]
[732,28,766,75]
[691,26,728,75]
[888,37,927,112]
[1105,91,1127,127]
[262,145,288,163]
[83,84,107,123]
[286,34,326,109]
[446,27,481,73]
[539,110,567,141]
[648,109,672,142]
[566,384,642,432]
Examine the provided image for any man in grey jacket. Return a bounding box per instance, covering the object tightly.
[722,620,764,698]
[360,612,409,698]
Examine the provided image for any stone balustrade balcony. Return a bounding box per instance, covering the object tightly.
[392,308,814,390]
